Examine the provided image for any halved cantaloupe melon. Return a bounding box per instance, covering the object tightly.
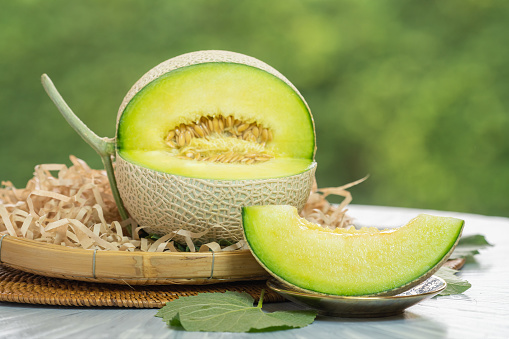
[242,205,464,296]
[114,51,316,242]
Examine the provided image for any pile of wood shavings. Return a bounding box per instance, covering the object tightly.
[0,156,363,252]
[300,176,367,230]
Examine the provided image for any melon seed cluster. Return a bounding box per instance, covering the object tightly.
[165,115,274,164]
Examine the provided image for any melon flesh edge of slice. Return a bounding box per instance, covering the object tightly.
[114,156,317,243]
[242,205,464,296]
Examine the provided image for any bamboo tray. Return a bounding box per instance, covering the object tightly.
[0,235,269,285]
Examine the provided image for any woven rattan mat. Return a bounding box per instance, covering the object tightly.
[0,265,284,308]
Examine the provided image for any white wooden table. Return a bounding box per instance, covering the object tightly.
[0,205,508,339]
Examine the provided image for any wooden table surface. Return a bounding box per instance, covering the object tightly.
[0,205,507,339]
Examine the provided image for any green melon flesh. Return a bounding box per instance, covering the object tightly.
[242,205,464,296]
[117,62,315,180]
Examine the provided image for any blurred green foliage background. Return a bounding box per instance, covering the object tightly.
[1,0,508,217]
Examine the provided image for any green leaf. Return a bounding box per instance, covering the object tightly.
[435,267,472,296]
[449,234,493,259]
[156,291,317,332]
[146,233,161,241]
[458,234,492,247]
[433,234,493,296]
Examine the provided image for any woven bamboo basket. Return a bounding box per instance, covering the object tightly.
[0,235,269,285]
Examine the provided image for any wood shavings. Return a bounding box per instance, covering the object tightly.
[0,156,364,252]
[0,156,247,252]
[0,156,130,250]
[300,176,368,230]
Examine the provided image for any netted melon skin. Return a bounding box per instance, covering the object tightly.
[115,155,317,243]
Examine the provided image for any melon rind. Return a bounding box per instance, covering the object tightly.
[115,156,316,243]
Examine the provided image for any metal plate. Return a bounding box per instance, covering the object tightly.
[267,275,446,318]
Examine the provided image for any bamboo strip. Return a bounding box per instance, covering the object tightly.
[0,236,269,285]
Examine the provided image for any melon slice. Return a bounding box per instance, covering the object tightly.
[242,205,464,296]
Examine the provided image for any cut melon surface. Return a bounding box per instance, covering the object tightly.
[117,61,315,180]
[242,205,464,296]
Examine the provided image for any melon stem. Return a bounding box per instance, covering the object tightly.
[40,74,130,228]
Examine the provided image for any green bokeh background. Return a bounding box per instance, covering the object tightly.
[1,1,508,217]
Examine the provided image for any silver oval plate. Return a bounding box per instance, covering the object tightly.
[267,275,446,318]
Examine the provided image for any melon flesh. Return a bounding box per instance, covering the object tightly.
[117,62,315,180]
[242,205,464,296]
